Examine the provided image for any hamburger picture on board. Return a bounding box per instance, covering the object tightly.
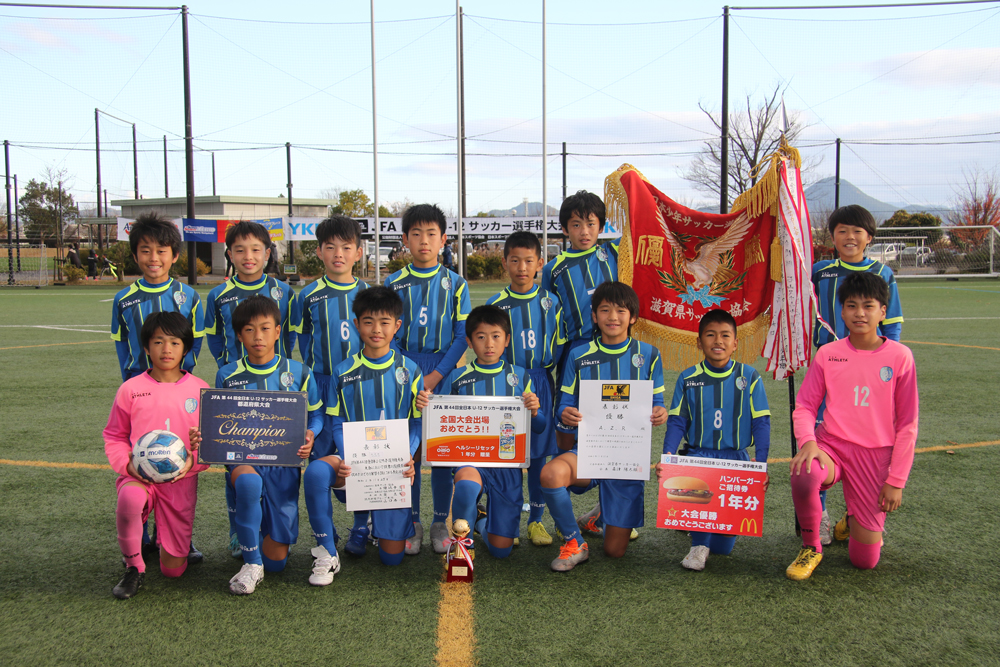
[663,476,713,504]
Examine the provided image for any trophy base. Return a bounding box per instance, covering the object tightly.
[446,557,473,582]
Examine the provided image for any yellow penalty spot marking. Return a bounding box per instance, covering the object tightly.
[902,340,1000,352]
[0,340,112,351]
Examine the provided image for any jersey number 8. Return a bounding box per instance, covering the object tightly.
[713,409,723,429]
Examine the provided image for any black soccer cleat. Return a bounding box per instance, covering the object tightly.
[112,566,145,600]
[187,541,204,564]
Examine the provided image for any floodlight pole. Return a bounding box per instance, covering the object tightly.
[95,108,102,218]
[286,142,294,279]
[133,123,139,199]
[720,6,730,214]
[455,0,464,277]
[181,5,196,285]
[834,138,841,209]
[14,173,21,271]
[459,6,467,274]
[163,135,169,197]
[542,0,548,255]
[371,0,380,283]
[5,140,12,285]
[211,152,216,196]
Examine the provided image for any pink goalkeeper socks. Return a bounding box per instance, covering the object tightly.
[790,462,827,553]
[116,484,148,572]
[849,538,881,569]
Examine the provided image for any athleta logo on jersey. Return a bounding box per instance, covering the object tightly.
[219,295,239,306]
[131,391,151,399]
[119,297,142,310]
[829,356,849,363]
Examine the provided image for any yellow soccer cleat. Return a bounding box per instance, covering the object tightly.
[834,513,851,542]
[527,521,553,546]
[786,547,823,581]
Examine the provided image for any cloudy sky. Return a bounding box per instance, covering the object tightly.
[2,0,998,215]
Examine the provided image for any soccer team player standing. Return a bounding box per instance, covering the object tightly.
[103,195,918,598]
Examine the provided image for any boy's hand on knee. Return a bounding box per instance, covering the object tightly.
[416,389,432,410]
[790,440,822,476]
[879,484,902,513]
[299,431,315,459]
[522,391,539,417]
[125,460,148,485]
[561,407,582,427]
[651,406,667,426]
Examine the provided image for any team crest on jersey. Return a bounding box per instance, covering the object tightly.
[395,367,410,386]
[441,277,452,291]
[540,296,553,312]
[280,371,295,388]
[879,366,893,382]
[173,291,187,306]
[270,286,283,300]
[184,398,198,413]
[506,372,519,387]
[631,353,645,368]
[735,377,748,391]
[596,246,608,262]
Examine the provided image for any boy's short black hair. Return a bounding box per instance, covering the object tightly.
[232,295,282,333]
[466,305,511,337]
[591,281,640,323]
[698,309,738,337]
[828,204,877,238]
[140,311,194,354]
[402,204,447,235]
[316,215,363,247]
[353,285,403,320]
[559,190,606,231]
[837,272,889,308]
[129,212,182,258]
[225,221,271,250]
[503,231,541,258]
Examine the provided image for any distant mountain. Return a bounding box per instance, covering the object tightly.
[484,201,559,217]
[803,177,951,224]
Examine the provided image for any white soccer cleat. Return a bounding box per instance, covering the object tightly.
[405,522,423,556]
[308,546,342,586]
[228,563,264,595]
[681,545,710,571]
[430,521,449,554]
[819,510,833,546]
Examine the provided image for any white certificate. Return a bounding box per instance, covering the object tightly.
[576,379,654,481]
[342,419,412,512]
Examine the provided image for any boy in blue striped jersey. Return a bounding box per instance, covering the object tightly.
[486,231,565,546]
[111,212,204,381]
[541,282,667,572]
[416,305,546,560]
[541,191,618,454]
[657,309,771,572]
[304,286,422,575]
[385,204,471,554]
[203,296,323,595]
[810,205,903,542]
[205,221,297,370]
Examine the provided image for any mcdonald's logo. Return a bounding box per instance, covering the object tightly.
[740,518,758,534]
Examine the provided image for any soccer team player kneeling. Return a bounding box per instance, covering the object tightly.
[104,200,918,599]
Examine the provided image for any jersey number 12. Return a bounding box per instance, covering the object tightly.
[853,386,870,407]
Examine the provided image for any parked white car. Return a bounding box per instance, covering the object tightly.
[867,243,903,263]
[900,246,932,266]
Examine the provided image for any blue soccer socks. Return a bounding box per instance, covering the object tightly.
[233,473,264,566]
[452,479,481,530]
[542,486,582,545]
[528,457,547,524]
[431,467,452,524]
[303,460,339,554]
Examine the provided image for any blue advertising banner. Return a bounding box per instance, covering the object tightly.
[181,219,219,243]
[198,388,307,467]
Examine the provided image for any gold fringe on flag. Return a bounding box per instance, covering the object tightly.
[730,135,801,219]
[604,163,772,372]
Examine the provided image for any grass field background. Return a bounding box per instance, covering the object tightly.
[1,279,998,665]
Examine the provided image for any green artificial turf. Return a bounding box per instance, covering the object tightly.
[0,279,998,665]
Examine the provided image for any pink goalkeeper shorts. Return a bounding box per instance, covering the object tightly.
[116,473,198,558]
[815,427,893,533]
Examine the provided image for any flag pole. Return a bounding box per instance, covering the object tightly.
[541,0,548,255]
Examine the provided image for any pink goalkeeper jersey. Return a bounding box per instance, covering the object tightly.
[103,371,210,477]
[793,337,919,488]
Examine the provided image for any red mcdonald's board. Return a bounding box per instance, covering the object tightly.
[655,455,767,537]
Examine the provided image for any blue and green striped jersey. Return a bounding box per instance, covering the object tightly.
[663,361,770,459]
[556,337,665,416]
[110,278,204,380]
[812,258,903,346]
[215,355,323,434]
[326,350,424,456]
[384,264,471,377]
[485,285,565,371]
[204,275,297,367]
[439,360,548,433]
[540,241,618,343]
[296,276,369,377]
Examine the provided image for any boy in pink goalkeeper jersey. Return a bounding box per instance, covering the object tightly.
[786,272,918,581]
[103,312,210,599]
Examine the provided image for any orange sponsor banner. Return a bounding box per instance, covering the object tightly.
[422,396,530,468]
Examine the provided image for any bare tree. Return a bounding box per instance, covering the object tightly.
[682,83,820,207]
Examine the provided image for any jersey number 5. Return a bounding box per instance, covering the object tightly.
[418,305,429,326]
[853,385,870,407]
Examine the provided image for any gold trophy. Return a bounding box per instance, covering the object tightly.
[445,519,474,582]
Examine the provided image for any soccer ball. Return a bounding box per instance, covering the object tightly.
[132,430,188,483]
